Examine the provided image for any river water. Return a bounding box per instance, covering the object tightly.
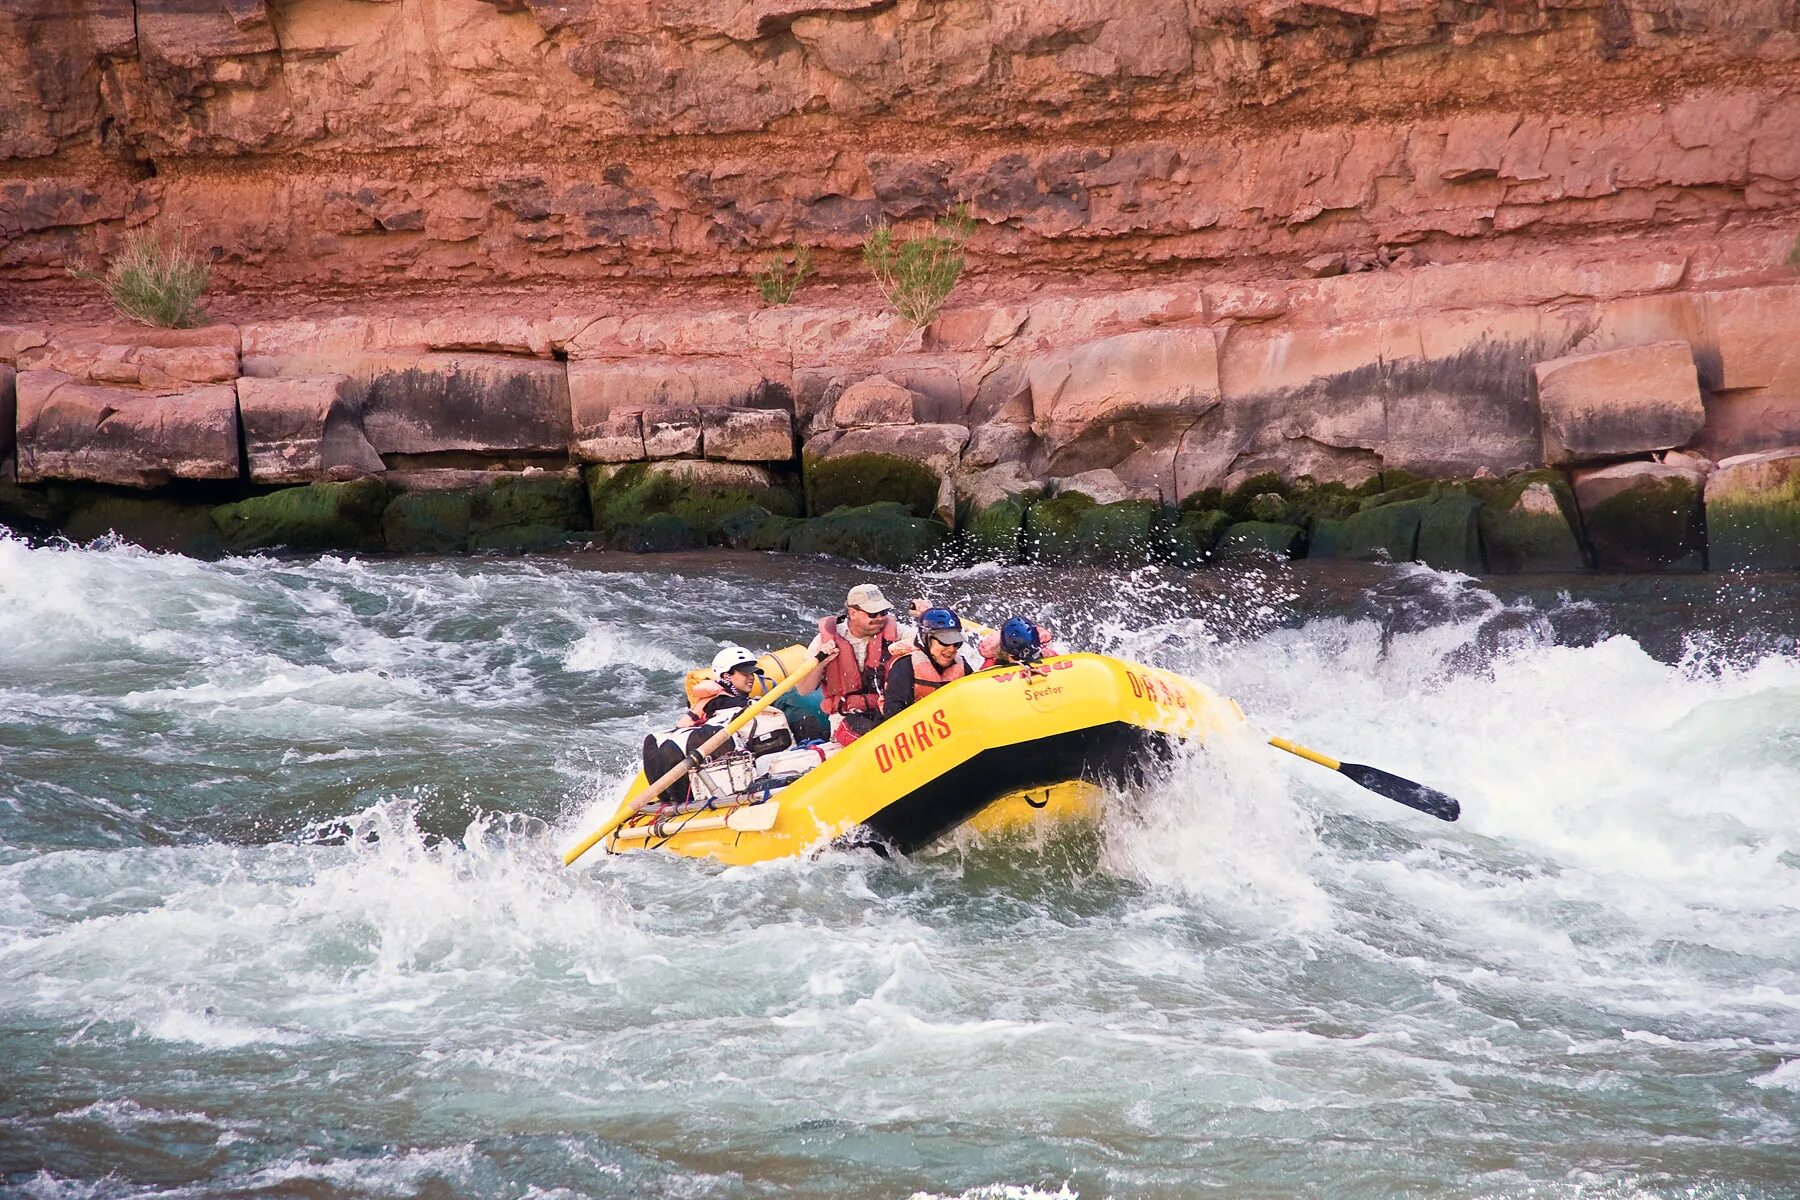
[2,534,1797,1200]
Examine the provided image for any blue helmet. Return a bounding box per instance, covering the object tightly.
[1000,617,1043,663]
[918,607,964,646]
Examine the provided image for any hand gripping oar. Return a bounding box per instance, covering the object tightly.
[1267,736,1460,822]
[563,649,829,866]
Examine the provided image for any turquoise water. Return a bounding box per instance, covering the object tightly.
[2,537,1797,1199]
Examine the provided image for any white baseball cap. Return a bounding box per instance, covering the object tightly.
[846,583,892,613]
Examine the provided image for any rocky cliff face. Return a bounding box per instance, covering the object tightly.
[6,1,1800,573]
[4,0,1799,292]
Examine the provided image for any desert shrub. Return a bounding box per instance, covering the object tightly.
[862,203,974,326]
[753,246,813,305]
[72,227,210,328]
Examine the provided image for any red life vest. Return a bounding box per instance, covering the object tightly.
[906,648,966,700]
[817,613,896,715]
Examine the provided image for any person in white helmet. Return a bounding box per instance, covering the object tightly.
[698,644,763,721]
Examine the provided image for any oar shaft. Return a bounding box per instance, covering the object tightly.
[563,649,826,866]
[1267,736,1340,771]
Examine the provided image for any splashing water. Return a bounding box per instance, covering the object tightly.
[2,534,1797,1199]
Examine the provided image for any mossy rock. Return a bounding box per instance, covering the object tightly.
[1469,470,1585,573]
[1222,473,1291,520]
[747,512,802,552]
[1170,508,1232,566]
[1357,479,1439,512]
[1416,491,1485,574]
[211,478,391,555]
[1177,487,1224,513]
[59,493,223,556]
[619,511,702,552]
[1583,476,1704,572]
[1218,520,1304,557]
[803,451,940,519]
[472,474,587,532]
[0,482,63,537]
[383,490,472,555]
[785,501,950,566]
[1286,481,1360,529]
[1327,495,1432,562]
[587,463,799,550]
[1705,459,1800,572]
[1072,500,1164,565]
[1245,492,1293,523]
[1021,493,1097,563]
[966,496,1027,562]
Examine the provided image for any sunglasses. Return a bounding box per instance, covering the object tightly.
[925,629,965,646]
[852,606,890,618]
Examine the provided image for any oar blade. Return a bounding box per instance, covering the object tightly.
[1338,762,1461,822]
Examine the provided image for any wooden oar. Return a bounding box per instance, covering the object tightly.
[1267,736,1460,822]
[563,649,828,866]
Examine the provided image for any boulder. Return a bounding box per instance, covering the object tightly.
[1218,521,1305,557]
[1572,461,1706,572]
[1470,471,1586,573]
[1021,493,1095,562]
[18,324,240,390]
[833,376,918,428]
[1704,448,1800,572]
[803,423,969,523]
[703,407,794,462]
[237,374,385,484]
[1534,342,1706,465]
[1028,326,1220,475]
[1049,468,1159,506]
[573,409,645,463]
[784,502,951,567]
[16,372,240,487]
[357,352,571,456]
[955,461,1040,516]
[211,479,393,555]
[567,357,786,433]
[1072,500,1165,566]
[1171,508,1233,565]
[962,422,1034,468]
[1416,491,1485,574]
[383,489,473,554]
[59,492,224,557]
[642,407,702,458]
[468,471,589,552]
[1315,496,1432,563]
[585,461,799,551]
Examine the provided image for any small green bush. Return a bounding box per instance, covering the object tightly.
[862,203,974,326]
[753,246,812,305]
[72,227,210,328]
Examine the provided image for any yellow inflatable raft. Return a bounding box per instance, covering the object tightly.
[592,647,1244,866]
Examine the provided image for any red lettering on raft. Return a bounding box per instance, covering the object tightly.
[875,709,953,773]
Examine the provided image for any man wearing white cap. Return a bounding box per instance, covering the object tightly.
[801,583,926,744]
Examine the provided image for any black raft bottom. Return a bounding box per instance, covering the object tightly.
[862,722,1175,854]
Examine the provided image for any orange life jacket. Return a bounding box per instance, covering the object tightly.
[905,648,966,700]
[817,613,896,715]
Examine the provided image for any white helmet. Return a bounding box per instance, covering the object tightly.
[712,645,759,679]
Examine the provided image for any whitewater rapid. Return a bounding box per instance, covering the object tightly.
[1,534,1796,1199]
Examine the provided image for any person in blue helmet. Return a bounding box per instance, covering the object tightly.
[977,616,1069,669]
[881,607,982,718]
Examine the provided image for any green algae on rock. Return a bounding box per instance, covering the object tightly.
[211,478,392,554]
[1703,449,1800,572]
[784,501,950,567]
[1470,470,1586,573]
[802,450,941,520]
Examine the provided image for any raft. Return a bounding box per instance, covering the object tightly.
[588,646,1244,866]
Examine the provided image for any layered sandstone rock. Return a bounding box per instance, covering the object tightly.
[4,0,1798,298]
[15,371,240,486]
[1534,342,1705,465]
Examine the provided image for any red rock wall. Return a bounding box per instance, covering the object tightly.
[4,0,1799,299]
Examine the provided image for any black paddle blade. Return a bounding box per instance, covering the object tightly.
[1338,763,1461,822]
